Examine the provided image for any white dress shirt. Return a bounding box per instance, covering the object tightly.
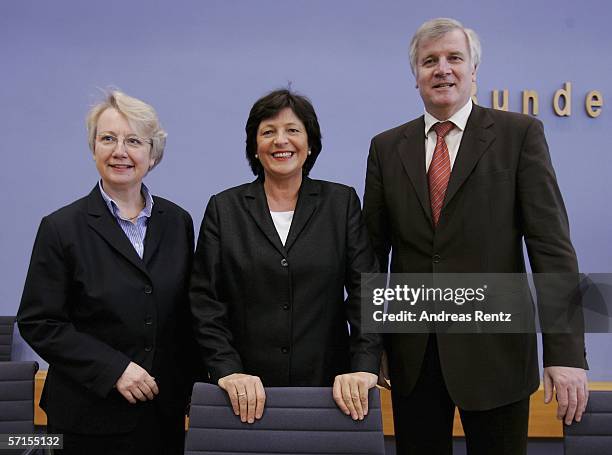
[424,99,473,172]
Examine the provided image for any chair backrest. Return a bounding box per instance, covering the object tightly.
[185,383,385,455]
[0,361,39,434]
[0,316,15,361]
[564,391,612,455]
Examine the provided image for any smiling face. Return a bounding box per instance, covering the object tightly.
[256,107,309,183]
[93,108,155,193]
[415,28,476,120]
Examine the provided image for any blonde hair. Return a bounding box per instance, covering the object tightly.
[409,17,481,76]
[86,90,167,169]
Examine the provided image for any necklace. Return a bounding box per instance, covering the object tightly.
[122,198,145,222]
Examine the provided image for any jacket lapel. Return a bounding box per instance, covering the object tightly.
[243,177,319,255]
[399,117,432,223]
[284,177,319,252]
[243,179,286,255]
[443,105,495,210]
[86,185,151,279]
[143,198,167,265]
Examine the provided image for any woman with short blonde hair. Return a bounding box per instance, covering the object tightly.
[18,90,195,454]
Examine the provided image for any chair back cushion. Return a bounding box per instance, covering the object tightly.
[185,383,385,455]
[0,316,15,361]
[0,361,38,434]
[564,391,612,455]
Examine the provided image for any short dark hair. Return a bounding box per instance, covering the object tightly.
[245,89,322,177]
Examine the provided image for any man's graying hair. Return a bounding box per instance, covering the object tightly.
[409,18,481,75]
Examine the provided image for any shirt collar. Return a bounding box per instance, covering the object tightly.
[424,99,473,137]
[98,181,154,220]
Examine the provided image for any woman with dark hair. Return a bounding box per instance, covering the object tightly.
[190,89,381,424]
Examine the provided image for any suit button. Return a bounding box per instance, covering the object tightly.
[281,347,289,354]
[144,346,152,352]
[432,254,441,264]
[144,316,153,325]
[280,258,289,267]
[282,304,289,310]
[144,285,153,294]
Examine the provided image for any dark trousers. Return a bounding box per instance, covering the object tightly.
[391,335,529,455]
[48,402,185,455]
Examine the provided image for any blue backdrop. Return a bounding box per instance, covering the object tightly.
[1,0,610,378]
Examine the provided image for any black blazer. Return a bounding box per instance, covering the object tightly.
[363,105,587,410]
[18,185,195,433]
[190,177,381,386]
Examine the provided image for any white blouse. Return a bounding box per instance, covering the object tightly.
[270,211,294,246]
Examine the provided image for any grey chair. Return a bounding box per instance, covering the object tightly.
[0,361,39,454]
[564,391,612,454]
[0,316,16,361]
[185,382,385,455]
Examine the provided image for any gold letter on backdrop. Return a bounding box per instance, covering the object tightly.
[553,82,572,116]
[585,90,603,118]
[492,89,509,111]
[522,90,539,116]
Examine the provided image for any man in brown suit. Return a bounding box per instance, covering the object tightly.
[363,17,588,455]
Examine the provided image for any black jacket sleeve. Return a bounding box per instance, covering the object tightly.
[18,216,130,398]
[190,196,244,383]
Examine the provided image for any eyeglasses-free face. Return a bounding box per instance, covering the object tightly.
[93,108,155,193]
[256,107,309,183]
[415,28,476,120]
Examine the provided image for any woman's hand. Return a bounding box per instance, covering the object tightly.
[333,372,378,420]
[218,373,266,423]
[115,361,159,404]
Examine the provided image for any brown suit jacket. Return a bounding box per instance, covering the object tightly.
[363,104,587,410]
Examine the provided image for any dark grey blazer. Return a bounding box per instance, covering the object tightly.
[190,177,381,386]
[18,185,195,433]
[363,104,587,410]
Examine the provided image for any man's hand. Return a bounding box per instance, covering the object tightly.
[115,361,159,404]
[333,372,378,420]
[218,373,266,424]
[543,366,588,425]
[378,350,391,389]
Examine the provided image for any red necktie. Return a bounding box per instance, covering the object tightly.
[429,121,454,227]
